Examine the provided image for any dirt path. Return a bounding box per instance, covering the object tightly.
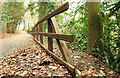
[0,31,34,57]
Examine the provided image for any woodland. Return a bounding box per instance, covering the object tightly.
[0,0,120,77]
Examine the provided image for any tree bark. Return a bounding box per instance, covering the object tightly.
[87,2,104,56]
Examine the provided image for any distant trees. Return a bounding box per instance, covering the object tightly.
[28,2,56,32]
[28,2,56,20]
[2,2,25,33]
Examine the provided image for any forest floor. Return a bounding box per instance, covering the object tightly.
[0,31,120,77]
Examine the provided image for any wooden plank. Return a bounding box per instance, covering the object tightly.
[34,2,69,28]
[39,23,43,44]
[36,25,39,40]
[48,19,53,52]
[35,26,37,39]
[50,17,74,65]
[33,38,81,77]
[30,32,74,42]
[33,27,35,38]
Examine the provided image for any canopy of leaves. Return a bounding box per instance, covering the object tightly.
[28,2,56,19]
[28,2,57,32]
[2,2,25,32]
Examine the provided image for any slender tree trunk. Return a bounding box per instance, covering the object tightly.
[87,2,104,56]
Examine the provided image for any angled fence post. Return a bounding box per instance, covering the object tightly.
[48,18,53,52]
[50,17,74,65]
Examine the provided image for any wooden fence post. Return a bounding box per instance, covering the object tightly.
[33,27,35,38]
[35,26,37,39]
[36,25,39,40]
[48,19,53,52]
[39,23,43,44]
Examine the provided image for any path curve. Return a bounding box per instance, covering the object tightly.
[0,31,34,57]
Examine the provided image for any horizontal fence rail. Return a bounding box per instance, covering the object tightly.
[33,2,69,28]
[29,32,74,42]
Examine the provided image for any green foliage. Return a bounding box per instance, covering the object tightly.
[28,2,56,32]
[2,2,25,33]
[59,2,120,73]
[28,2,56,19]
[2,22,7,33]
[101,2,120,73]
[60,3,88,51]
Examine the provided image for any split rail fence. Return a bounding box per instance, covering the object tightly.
[29,2,81,77]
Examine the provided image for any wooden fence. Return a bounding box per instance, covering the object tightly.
[29,2,81,77]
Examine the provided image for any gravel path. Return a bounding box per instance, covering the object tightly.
[0,31,34,57]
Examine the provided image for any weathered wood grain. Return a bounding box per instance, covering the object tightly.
[30,32,74,42]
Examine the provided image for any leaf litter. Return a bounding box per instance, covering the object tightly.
[0,43,71,77]
[0,40,120,77]
[50,43,120,77]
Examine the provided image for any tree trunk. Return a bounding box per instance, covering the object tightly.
[87,2,104,56]
[7,22,12,33]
